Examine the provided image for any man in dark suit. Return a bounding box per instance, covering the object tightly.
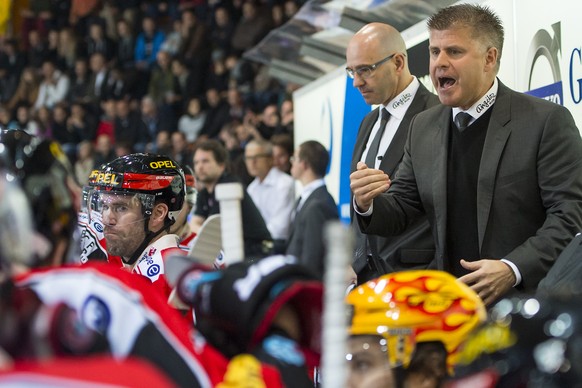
[351,4,582,305]
[286,140,339,279]
[346,23,440,284]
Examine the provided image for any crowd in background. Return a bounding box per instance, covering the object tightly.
[0,0,301,185]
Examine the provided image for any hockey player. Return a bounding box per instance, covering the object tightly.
[87,153,188,297]
[345,270,486,388]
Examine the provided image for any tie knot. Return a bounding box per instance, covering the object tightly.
[455,112,473,131]
[381,108,390,123]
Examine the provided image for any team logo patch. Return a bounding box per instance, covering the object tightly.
[147,264,161,277]
[81,295,111,334]
[94,222,103,233]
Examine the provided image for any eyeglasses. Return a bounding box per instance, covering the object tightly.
[345,53,401,79]
[244,154,270,161]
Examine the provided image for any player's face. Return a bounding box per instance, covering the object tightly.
[346,335,396,388]
[429,26,497,109]
[100,194,146,259]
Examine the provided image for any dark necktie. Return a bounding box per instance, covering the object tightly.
[365,108,390,168]
[455,112,473,132]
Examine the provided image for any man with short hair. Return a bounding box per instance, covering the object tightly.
[245,139,294,252]
[351,4,582,305]
[89,153,187,297]
[286,140,338,278]
[347,22,439,285]
[191,139,273,260]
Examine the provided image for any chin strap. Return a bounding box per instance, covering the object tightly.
[122,218,175,266]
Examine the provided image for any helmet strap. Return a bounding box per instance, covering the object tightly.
[121,216,176,266]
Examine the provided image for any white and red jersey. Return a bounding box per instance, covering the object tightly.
[78,211,108,264]
[13,263,284,387]
[131,234,187,298]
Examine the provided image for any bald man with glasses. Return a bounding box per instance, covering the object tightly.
[346,23,440,284]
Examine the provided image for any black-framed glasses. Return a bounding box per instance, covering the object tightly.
[244,153,270,161]
[346,53,401,79]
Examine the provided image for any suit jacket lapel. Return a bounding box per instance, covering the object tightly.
[477,82,512,251]
[432,108,451,258]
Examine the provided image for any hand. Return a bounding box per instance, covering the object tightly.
[350,162,390,212]
[458,259,516,306]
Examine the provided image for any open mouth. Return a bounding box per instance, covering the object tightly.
[438,77,456,89]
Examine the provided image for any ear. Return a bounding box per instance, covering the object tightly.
[394,53,406,73]
[149,202,169,228]
[484,46,498,72]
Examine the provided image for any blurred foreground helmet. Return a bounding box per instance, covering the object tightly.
[0,130,77,267]
[346,270,486,371]
[88,153,186,224]
[0,170,34,270]
[450,296,582,388]
[174,255,323,359]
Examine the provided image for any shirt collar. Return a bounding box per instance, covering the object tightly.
[383,76,420,120]
[299,178,325,200]
[452,78,498,121]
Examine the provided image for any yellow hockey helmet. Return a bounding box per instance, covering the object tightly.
[346,270,486,371]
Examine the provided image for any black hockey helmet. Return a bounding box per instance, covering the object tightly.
[88,153,185,223]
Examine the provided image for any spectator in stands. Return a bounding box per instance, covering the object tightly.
[34,59,70,110]
[114,98,149,153]
[231,0,271,54]
[256,103,280,140]
[271,133,293,174]
[56,27,80,72]
[0,60,17,105]
[139,95,164,149]
[206,52,230,92]
[67,101,96,143]
[155,130,172,155]
[226,87,246,122]
[8,67,40,111]
[191,139,273,260]
[218,120,253,187]
[27,29,48,70]
[74,140,95,184]
[148,50,176,106]
[87,52,112,104]
[13,102,40,136]
[115,18,136,70]
[278,98,294,137]
[34,106,53,139]
[160,18,183,57]
[171,58,200,108]
[0,105,14,129]
[51,102,79,162]
[95,98,116,142]
[199,88,230,140]
[67,57,91,103]
[245,139,295,253]
[178,97,206,144]
[134,16,165,71]
[93,132,116,167]
[178,8,210,73]
[170,131,193,169]
[2,39,26,80]
[85,21,116,63]
[210,6,235,56]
